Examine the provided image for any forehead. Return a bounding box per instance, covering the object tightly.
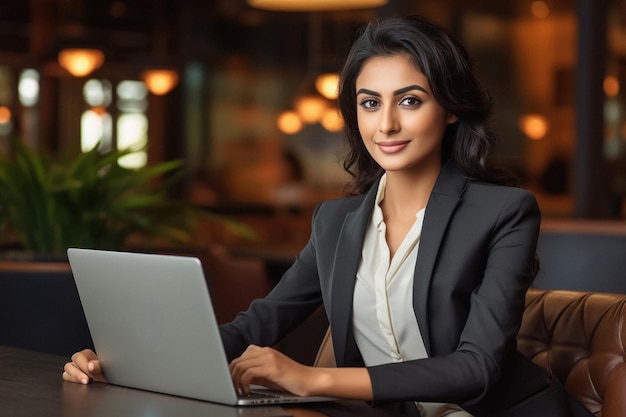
[356,54,429,90]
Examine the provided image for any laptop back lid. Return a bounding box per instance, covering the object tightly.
[67,248,240,405]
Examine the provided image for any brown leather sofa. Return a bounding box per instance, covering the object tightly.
[517,288,626,417]
[314,288,626,417]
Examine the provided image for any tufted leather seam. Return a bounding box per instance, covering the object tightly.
[592,299,626,414]
[582,297,626,395]
[518,289,626,417]
[544,294,588,379]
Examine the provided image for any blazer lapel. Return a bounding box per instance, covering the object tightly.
[413,163,469,355]
[330,182,378,366]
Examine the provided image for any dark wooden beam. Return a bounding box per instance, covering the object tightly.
[574,0,612,218]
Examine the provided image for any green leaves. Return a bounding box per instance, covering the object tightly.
[0,140,196,255]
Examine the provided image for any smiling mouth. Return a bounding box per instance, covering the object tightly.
[376,140,410,154]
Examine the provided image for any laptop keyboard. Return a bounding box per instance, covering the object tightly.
[247,389,284,399]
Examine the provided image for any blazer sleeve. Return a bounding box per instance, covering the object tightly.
[219,194,365,362]
[367,189,541,407]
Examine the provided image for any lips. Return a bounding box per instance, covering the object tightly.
[376,140,410,154]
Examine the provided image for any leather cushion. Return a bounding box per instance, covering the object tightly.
[517,288,626,417]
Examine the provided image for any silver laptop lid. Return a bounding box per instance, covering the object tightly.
[67,248,239,405]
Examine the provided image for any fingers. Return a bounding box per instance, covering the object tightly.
[62,362,92,385]
[62,349,105,385]
[72,349,99,371]
[229,345,275,394]
[230,345,305,396]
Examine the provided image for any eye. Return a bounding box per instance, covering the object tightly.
[359,98,380,110]
[400,96,422,107]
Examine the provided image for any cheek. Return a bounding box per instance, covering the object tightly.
[409,111,448,135]
[357,113,374,138]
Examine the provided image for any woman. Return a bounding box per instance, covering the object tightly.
[63,16,584,417]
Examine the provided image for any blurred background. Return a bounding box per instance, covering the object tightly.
[3,0,626,362]
[1,0,625,247]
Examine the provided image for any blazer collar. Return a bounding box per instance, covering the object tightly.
[329,162,469,363]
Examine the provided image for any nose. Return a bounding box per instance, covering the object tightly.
[379,107,400,135]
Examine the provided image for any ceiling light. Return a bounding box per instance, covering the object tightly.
[320,108,344,132]
[604,76,620,97]
[248,0,388,11]
[315,73,339,100]
[0,106,11,124]
[277,110,303,135]
[295,94,327,124]
[141,69,179,95]
[518,114,549,140]
[58,48,105,77]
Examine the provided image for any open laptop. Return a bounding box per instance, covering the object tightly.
[67,248,336,406]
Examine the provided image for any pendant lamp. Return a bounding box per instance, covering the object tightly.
[247,0,388,11]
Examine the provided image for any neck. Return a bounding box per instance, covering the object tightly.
[382,163,441,218]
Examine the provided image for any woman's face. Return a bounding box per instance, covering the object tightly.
[355,54,457,176]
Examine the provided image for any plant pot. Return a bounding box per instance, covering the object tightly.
[0,256,94,357]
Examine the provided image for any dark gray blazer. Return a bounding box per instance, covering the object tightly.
[220,162,572,416]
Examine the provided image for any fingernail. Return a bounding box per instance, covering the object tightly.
[88,362,94,371]
[81,378,89,385]
[237,387,243,396]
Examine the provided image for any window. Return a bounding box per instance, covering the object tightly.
[80,79,149,168]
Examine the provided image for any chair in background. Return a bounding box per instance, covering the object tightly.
[0,260,94,357]
[202,245,272,325]
[204,245,328,365]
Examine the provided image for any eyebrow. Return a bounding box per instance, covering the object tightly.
[356,84,429,97]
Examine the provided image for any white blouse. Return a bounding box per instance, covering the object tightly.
[352,174,472,417]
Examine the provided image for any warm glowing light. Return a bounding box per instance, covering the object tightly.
[604,76,620,97]
[248,0,388,11]
[518,114,549,140]
[58,48,105,77]
[295,94,327,124]
[320,108,344,132]
[277,111,303,135]
[90,105,108,116]
[315,73,339,100]
[530,1,550,19]
[141,69,179,95]
[0,106,11,124]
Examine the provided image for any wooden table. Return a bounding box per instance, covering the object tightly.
[0,345,401,417]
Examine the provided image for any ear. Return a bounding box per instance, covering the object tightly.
[447,114,459,124]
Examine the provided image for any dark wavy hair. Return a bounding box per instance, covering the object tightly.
[338,15,514,195]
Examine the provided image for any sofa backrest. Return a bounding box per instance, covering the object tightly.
[534,222,626,294]
[517,288,626,417]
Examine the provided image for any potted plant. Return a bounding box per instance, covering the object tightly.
[0,140,199,257]
[0,139,202,356]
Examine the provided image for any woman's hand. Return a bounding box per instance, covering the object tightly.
[62,349,107,385]
[229,345,321,397]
